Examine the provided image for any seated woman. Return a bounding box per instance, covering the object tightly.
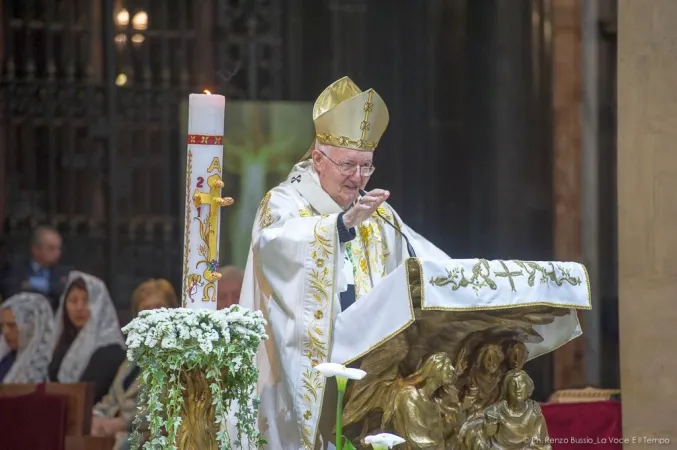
[91,278,178,449]
[48,271,126,403]
[0,292,55,382]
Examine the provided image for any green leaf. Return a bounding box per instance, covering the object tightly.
[343,437,357,450]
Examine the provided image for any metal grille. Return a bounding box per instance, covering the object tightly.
[1,0,287,312]
[110,0,191,310]
[215,0,284,100]
[2,0,111,283]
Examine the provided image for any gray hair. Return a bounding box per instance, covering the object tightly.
[314,139,335,156]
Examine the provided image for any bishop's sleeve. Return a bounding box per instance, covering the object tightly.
[251,186,343,317]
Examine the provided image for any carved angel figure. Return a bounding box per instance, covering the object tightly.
[383,352,460,449]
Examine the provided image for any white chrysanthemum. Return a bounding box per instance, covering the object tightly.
[122,306,267,364]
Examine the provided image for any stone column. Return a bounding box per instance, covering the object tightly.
[581,0,603,388]
[551,0,586,390]
[618,0,677,444]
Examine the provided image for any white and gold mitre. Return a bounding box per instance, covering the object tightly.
[312,76,389,152]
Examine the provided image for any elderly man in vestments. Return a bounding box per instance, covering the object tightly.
[239,76,450,449]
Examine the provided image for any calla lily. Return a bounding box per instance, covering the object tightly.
[314,362,367,450]
[364,433,406,449]
[314,362,366,392]
[314,362,366,379]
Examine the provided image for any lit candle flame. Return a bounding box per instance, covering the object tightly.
[203,90,211,95]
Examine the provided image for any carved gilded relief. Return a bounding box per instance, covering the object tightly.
[341,306,566,449]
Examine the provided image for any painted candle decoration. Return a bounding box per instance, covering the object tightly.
[182,91,233,309]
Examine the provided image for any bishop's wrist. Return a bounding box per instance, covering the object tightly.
[337,212,356,243]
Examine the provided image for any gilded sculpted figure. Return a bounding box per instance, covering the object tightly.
[385,353,461,449]
[459,343,504,418]
[341,307,568,450]
[457,369,550,450]
[504,341,528,371]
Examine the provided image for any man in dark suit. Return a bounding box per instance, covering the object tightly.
[1,226,71,311]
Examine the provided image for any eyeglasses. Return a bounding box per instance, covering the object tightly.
[319,150,376,177]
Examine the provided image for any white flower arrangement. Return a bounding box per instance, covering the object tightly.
[122,306,268,450]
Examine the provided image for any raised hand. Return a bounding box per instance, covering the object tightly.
[342,189,390,229]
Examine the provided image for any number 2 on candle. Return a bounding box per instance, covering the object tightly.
[196,177,205,217]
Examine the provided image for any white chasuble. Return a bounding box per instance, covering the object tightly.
[238,161,450,450]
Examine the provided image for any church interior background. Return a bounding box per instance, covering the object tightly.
[0,0,619,404]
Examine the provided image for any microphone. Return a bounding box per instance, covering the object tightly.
[359,189,417,258]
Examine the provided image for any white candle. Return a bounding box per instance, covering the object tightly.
[181,92,232,309]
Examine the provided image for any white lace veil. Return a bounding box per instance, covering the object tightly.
[51,271,126,382]
[0,292,55,383]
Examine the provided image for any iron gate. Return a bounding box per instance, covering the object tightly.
[1,0,285,314]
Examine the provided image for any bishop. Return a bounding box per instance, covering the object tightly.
[239,76,451,449]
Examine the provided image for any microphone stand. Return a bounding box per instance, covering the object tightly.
[359,189,417,258]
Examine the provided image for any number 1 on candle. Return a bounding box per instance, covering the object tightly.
[196,177,204,217]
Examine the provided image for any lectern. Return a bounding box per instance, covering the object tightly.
[331,257,591,449]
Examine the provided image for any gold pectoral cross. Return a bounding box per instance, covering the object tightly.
[192,173,234,302]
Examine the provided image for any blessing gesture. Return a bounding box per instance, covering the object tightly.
[342,189,390,229]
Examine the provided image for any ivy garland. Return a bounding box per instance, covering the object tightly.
[122,306,268,449]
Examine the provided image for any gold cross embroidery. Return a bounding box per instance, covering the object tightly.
[360,91,375,142]
[494,260,523,292]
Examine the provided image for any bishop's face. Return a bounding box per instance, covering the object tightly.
[312,145,373,209]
